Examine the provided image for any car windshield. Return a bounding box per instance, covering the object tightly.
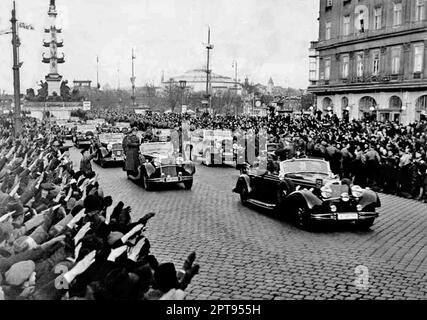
[140,142,174,156]
[280,160,329,175]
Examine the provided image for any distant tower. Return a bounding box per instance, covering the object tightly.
[267,77,274,94]
[42,0,65,96]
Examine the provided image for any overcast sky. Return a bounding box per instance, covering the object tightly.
[0,0,319,94]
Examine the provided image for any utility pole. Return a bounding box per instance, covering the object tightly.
[117,67,120,90]
[11,1,22,137]
[205,26,213,112]
[233,60,238,91]
[96,55,100,90]
[130,48,136,107]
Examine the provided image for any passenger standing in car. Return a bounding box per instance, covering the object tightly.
[123,127,141,175]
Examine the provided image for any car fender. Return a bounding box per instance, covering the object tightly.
[234,174,252,194]
[183,161,196,175]
[359,189,381,208]
[288,189,322,209]
[142,162,156,177]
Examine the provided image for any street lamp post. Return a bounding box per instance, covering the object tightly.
[11,1,22,137]
[179,80,187,112]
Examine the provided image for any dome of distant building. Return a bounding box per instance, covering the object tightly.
[162,69,242,94]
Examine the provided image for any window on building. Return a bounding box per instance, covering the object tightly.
[416,0,425,21]
[343,15,350,36]
[309,58,317,81]
[374,7,382,29]
[325,22,331,40]
[372,50,380,75]
[391,47,401,74]
[393,3,402,26]
[357,10,365,32]
[324,58,331,80]
[414,43,424,72]
[342,55,349,78]
[356,53,364,77]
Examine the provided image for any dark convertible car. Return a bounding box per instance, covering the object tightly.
[90,133,125,167]
[127,142,195,191]
[233,158,381,230]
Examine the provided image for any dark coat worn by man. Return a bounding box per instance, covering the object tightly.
[123,133,141,173]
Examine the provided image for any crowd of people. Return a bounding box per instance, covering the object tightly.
[87,109,427,202]
[0,115,200,300]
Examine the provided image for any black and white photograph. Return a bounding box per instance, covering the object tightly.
[0,0,426,310]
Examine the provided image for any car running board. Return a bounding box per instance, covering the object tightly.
[246,199,277,210]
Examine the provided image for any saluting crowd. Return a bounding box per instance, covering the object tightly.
[88,108,427,202]
[0,115,199,300]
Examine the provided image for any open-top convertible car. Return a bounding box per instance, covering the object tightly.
[127,142,195,191]
[233,158,381,230]
[72,124,97,149]
[91,133,125,167]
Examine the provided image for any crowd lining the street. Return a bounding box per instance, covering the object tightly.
[0,115,199,300]
[87,109,427,202]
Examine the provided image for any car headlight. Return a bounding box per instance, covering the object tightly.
[321,186,332,199]
[356,204,363,212]
[330,205,337,213]
[154,158,161,167]
[341,192,350,202]
[351,185,364,198]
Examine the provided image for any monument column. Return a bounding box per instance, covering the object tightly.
[42,0,64,96]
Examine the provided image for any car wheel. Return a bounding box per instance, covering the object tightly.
[183,180,193,190]
[355,218,375,230]
[240,185,249,205]
[294,203,312,230]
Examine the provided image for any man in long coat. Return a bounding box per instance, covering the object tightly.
[123,127,141,174]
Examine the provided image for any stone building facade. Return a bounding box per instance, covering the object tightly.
[308,0,427,124]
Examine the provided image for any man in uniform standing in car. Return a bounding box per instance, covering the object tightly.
[123,127,141,176]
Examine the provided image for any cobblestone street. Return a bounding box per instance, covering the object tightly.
[69,147,427,300]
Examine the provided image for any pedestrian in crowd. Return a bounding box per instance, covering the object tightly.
[79,148,96,177]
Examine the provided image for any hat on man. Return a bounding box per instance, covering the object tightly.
[5,260,35,286]
[84,195,103,213]
[13,236,37,254]
[154,263,179,293]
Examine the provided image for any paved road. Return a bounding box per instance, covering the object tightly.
[70,147,427,300]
